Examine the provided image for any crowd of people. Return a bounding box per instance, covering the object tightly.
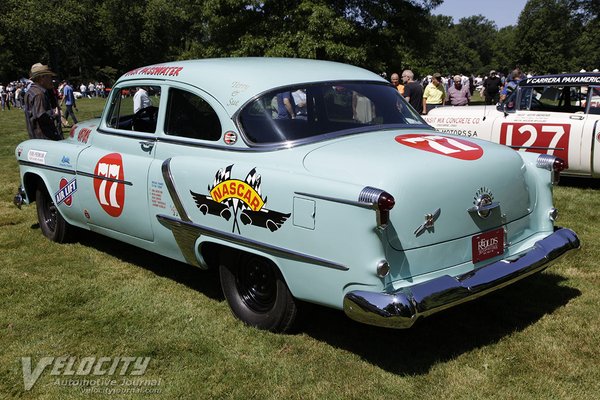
[1,63,109,140]
[387,68,544,114]
[0,77,107,112]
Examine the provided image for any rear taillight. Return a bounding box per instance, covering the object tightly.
[359,187,395,227]
[536,154,565,184]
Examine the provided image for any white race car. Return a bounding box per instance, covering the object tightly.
[425,73,600,177]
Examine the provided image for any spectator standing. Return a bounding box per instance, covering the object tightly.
[23,63,62,140]
[97,82,106,98]
[133,87,152,113]
[80,82,88,99]
[15,84,23,109]
[447,75,471,106]
[500,69,524,102]
[275,91,296,119]
[401,69,424,114]
[482,70,502,105]
[390,73,404,95]
[0,84,9,111]
[422,73,446,115]
[292,89,307,119]
[88,82,96,97]
[60,80,78,126]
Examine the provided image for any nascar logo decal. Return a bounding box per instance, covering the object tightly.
[93,153,125,217]
[55,178,77,207]
[190,165,290,233]
[395,134,483,160]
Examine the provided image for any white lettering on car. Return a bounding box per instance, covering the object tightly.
[97,163,122,209]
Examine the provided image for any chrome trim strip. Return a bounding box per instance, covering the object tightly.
[97,128,159,142]
[161,158,191,222]
[76,171,133,186]
[18,160,131,185]
[467,201,500,214]
[509,145,564,151]
[157,214,348,271]
[294,191,372,209]
[343,227,580,329]
[18,160,75,175]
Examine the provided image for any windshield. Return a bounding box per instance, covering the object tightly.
[238,82,426,144]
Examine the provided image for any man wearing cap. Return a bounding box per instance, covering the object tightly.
[447,75,471,106]
[482,70,502,105]
[24,63,62,140]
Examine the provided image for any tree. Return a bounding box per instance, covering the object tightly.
[514,0,582,73]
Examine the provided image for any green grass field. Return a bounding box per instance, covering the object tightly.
[0,98,599,399]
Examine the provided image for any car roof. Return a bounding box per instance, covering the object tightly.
[115,57,386,114]
[519,73,600,87]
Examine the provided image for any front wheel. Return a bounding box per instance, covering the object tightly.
[36,185,71,243]
[219,252,297,333]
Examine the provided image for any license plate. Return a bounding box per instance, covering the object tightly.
[472,227,505,263]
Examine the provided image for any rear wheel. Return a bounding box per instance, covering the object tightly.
[36,185,71,243]
[219,252,297,332]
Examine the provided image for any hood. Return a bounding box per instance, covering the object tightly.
[303,130,533,251]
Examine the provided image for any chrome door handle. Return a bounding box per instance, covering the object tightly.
[140,141,155,153]
[570,115,584,120]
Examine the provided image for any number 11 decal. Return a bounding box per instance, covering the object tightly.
[396,134,484,160]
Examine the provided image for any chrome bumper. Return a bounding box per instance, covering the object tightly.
[343,227,580,329]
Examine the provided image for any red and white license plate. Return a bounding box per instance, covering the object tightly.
[472,227,505,263]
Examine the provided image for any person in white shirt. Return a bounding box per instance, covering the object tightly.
[133,87,152,113]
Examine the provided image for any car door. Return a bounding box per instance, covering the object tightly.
[76,83,162,240]
[586,86,600,176]
[494,85,588,174]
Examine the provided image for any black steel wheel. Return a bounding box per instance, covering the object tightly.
[220,252,297,332]
[36,185,70,243]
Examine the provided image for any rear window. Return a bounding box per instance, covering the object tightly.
[238,82,426,144]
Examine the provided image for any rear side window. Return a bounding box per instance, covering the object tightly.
[165,88,222,141]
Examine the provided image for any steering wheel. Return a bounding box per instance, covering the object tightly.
[132,106,158,132]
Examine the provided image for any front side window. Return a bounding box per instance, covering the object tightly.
[106,85,161,133]
[518,85,586,114]
[238,82,425,144]
[164,88,222,141]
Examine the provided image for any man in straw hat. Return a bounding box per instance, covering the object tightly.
[23,63,62,140]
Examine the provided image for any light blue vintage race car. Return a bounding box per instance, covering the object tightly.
[14,58,580,332]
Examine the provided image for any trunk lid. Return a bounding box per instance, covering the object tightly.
[302,130,533,252]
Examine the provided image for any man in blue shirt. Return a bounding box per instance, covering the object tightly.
[60,80,78,125]
[276,91,296,119]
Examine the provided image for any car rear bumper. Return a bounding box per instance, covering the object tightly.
[343,227,580,329]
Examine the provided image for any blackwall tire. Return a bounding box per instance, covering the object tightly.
[219,252,297,333]
[35,185,70,243]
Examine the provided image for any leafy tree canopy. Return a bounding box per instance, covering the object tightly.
[0,0,597,84]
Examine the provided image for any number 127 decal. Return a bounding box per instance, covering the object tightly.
[500,123,570,164]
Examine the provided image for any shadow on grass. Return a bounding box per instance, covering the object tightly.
[71,228,224,301]
[298,272,580,375]
[64,228,579,376]
[560,176,600,190]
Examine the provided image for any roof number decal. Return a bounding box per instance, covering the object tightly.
[395,134,483,160]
